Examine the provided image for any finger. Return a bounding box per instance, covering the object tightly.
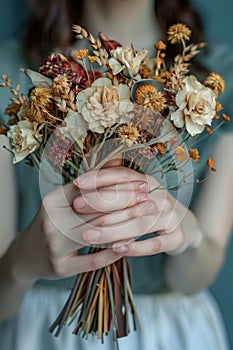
[86,200,158,227]
[76,210,181,246]
[59,249,123,276]
[73,166,148,190]
[112,226,184,256]
[73,182,149,214]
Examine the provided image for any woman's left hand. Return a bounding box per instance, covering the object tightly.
[73,165,202,256]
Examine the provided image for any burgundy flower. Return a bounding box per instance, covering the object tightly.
[98,32,121,52]
[49,136,73,167]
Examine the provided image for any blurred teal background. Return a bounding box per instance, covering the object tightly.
[0,0,233,347]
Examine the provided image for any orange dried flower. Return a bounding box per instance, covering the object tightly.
[154,41,167,51]
[189,148,200,162]
[167,23,191,44]
[216,101,223,112]
[206,127,213,135]
[4,102,21,116]
[88,55,97,63]
[156,142,166,156]
[74,49,89,60]
[222,113,231,122]
[7,117,18,125]
[206,157,217,171]
[134,84,167,113]
[0,127,5,134]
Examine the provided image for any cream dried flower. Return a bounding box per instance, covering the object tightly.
[171,75,216,136]
[77,77,133,133]
[109,47,148,77]
[7,120,42,163]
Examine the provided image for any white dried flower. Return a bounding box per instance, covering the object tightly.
[171,75,216,136]
[109,47,148,77]
[7,120,42,163]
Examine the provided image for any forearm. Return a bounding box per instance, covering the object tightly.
[164,236,225,294]
[0,237,35,321]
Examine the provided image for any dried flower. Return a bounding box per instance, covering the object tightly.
[5,102,21,116]
[222,113,231,122]
[26,87,56,124]
[204,72,225,96]
[52,76,71,99]
[206,157,217,171]
[117,124,140,146]
[7,120,42,163]
[154,41,167,51]
[171,75,216,136]
[167,23,192,44]
[189,148,200,162]
[74,49,89,60]
[49,135,73,166]
[174,146,187,161]
[109,47,148,77]
[133,83,167,113]
[77,77,133,133]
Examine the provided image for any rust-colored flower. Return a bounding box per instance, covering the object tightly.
[117,124,140,146]
[189,148,200,162]
[174,146,187,161]
[156,142,166,156]
[206,157,217,171]
[5,102,21,116]
[204,72,225,96]
[98,32,121,52]
[167,23,192,44]
[216,101,223,112]
[206,127,213,135]
[134,84,167,113]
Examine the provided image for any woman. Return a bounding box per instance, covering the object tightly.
[0,0,233,349]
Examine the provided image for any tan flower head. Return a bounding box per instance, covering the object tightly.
[134,84,167,113]
[167,23,192,44]
[204,72,225,96]
[117,124,140,146]
[52,76,71,99]
[174,146,187,162]
[77,77,133,133]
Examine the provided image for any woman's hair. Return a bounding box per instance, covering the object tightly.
[23,0,204,65]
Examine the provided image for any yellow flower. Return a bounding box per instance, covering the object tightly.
[154,41,167,51]
[167,23,192,44]
[204,72,225,96]
[74,49,89,60]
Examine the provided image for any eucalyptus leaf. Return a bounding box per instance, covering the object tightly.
[24,69,52,88]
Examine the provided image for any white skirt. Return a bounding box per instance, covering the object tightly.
[0,284,230,350]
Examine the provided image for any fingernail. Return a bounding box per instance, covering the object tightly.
[82,230,100,243]
[137,192,148,203]
[73,196,87,209]
[144,201,157,214]
[138,182,149,192]
[113,245,128,253]
[73,175,88,187]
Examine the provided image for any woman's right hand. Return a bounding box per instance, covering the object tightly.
[6,180,123,284]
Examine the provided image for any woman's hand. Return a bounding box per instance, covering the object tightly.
[72,165,202,257]
[7,180,123,284]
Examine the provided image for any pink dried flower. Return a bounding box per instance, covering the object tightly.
[49,136,73,167]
